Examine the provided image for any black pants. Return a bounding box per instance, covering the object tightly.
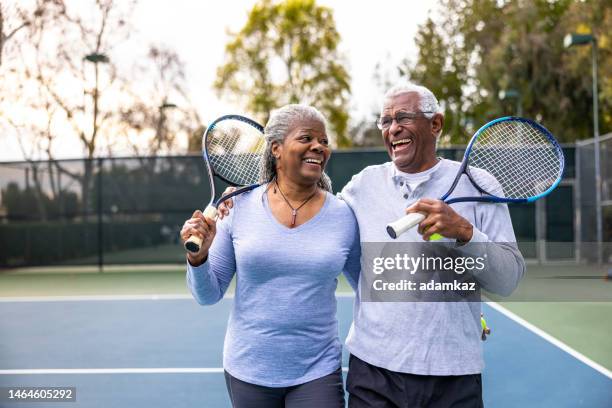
[224,368,345,408]
[346,355,483,408]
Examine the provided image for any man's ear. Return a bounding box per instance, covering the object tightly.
[431,113,444,136]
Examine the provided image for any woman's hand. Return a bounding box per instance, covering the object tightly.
[217,186,237,219]
[180,210,217,265]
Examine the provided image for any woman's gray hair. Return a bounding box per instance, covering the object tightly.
[260,104,333,192]
[382,82,442,119]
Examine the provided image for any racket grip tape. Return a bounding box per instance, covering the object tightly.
[184,206,219,253]
[386,212,426,239]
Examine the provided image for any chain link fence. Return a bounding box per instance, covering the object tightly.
[576,133,612,263]
[0,148,576,268]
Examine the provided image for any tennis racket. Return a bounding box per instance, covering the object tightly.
[184,114,265,253]
[386,117,565,239]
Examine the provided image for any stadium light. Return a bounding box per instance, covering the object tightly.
[84,53,109,64]
[564,32,602,264]
[498,89,523,116]
[563,33,594,48]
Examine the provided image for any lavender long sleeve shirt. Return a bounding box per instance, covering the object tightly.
[187,185,361,387]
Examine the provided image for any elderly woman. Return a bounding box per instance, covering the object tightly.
[181,104,360,408]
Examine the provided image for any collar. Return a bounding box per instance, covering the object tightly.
[390,158,444,186]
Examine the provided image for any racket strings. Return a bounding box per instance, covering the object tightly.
[469,121,562,199]
[473,124,560,197]
[473,140,556,198]
[206,121,266,186]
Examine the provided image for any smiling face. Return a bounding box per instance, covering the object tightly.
[272,118,331,187]
[381,92,443,173]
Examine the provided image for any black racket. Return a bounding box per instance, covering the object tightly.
[184,114,265,253]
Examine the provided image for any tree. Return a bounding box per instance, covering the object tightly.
[399,16,470,144]
[119,45,203,157]
[1,180,78,221]
[0,0,57,66]
[0,0,202,219]
[349,118,384,148]
[215,0,352,147]
[402,0,611,144]
[2,1,202,160]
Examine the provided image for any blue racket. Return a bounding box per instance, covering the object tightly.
[185,114,265,253]
[386,117,565,239]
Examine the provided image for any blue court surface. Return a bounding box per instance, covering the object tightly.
[1,296,610,407]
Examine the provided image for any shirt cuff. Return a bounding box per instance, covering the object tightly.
[455,226,488,247]
[454,227,490,260]
[468,227,489,243]
[187,258,212,288]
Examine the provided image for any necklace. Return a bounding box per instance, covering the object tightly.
[274,180,318,227]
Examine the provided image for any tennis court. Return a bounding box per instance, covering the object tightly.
[0,267,610,408]
[1,0,610,406]
[0,133,609,408]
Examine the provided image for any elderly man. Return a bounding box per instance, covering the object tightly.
[340,82,525,407]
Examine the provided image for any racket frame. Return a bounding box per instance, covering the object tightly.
[185,114,264,253]
[386,116,565,239]
[442,116,565,205]
[203,114,265,207]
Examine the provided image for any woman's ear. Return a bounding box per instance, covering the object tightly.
[271,141,282,160]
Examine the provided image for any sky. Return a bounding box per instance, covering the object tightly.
[0,0,438,161]
[131,0,438,118]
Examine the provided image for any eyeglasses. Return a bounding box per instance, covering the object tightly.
[376,111,435,130]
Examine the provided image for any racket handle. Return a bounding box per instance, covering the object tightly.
[386,212,425,239]
[184,235,203,253]
[184,206,218,253]
[203,206,218,220]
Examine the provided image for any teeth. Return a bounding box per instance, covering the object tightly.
[304,158,322,164]
[392,139,412,147]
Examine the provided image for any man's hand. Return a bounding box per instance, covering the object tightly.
[217,186,237,219]
[406,199,473,242]
[180,210,217,265]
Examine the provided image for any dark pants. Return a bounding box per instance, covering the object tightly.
[346,355,484,408]
[224,368,345,408]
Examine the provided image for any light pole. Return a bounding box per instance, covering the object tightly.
[84,52,109,273]
[83,52,110,148]
[564,33,601,264]
[156,101,178,152]
[498,89,523,116]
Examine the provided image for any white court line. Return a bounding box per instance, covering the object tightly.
[0,293,355,303]
[0,367,349,375]
[486,301,612,379]
[3,295,607,379]
[0,294,193,302]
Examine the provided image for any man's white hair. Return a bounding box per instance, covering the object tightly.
[381,82,442,119]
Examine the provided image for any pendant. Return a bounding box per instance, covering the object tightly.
[291,209,297,227]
